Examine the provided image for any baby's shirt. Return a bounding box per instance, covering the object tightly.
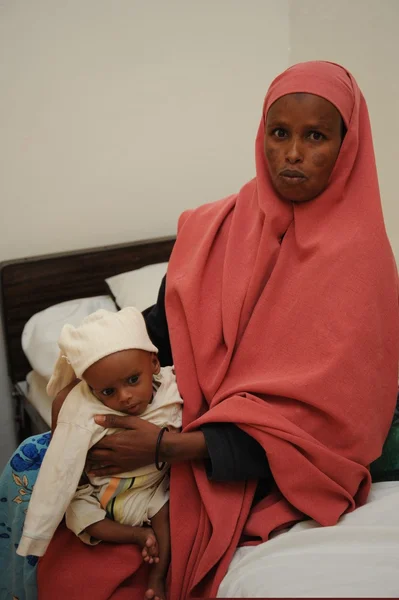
[17,366,182,557]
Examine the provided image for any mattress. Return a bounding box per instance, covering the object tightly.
[24,370,52,428]
[218,481,399,598]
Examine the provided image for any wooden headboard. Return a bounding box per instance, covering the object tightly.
[0,236,175,383]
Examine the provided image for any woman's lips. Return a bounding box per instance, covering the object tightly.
[279,169,307,185]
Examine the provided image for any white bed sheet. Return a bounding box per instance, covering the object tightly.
[218,481,399,598]
[25,370,52,428]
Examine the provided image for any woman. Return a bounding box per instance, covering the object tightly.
[1,61,398,600]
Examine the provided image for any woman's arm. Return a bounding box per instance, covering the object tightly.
[87,414,272,484]
[141,276,271,482]
[200,423,272,481]
[163,424,271,480]
[86,415,208,477]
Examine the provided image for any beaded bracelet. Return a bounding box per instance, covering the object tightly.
[155,426,169,471]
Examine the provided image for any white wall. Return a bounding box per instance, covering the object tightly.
[0,0,290,467]
[289,0,399,259]
[0,0,289,261]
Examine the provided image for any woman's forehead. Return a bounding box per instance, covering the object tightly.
[266,93,342,126]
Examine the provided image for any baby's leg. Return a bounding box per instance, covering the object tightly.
[145,502,170,600]
[67,481,159,563]
[86,517,159,563]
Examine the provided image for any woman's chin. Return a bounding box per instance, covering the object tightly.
[277,188,318,203]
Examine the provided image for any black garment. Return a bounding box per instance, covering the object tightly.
[143,275,272,486]
[142,276,173,368]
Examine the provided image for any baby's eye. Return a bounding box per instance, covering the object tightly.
[101,388,115,397]
[127,375,139,385]
[272,128,288,139]
[308,131,325,141]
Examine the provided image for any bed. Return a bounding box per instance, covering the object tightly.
[1,236,399,598]
[0,236,174,439]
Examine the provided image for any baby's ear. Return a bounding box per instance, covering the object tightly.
[151,353,161,374]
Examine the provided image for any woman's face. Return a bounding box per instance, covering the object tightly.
[264,93,343,202]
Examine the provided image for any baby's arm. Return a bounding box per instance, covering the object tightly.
[51,378,80,434]
[85,517,138,542]
[85,518,160,564]
[85,517,157,552]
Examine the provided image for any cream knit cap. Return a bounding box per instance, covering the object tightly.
[46,306,158,397]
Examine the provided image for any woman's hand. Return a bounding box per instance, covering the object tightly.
[88,415,209,477]
[87,415,161,477]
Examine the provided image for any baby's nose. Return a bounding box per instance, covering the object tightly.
[119,388,133,404]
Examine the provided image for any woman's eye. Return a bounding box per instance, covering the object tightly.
[308,131,324,141]
[128,375,139,385]
[273,128,287,139]
[101,388,114,397]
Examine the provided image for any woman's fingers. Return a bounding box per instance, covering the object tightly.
[87,465,121,477]
[87,420,162,471]
[94,414,141,429]
[87,447,114,460]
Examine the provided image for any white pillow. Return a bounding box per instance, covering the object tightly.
[22,296,117,380]
[105,262,168,311]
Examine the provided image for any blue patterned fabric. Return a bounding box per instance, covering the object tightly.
[0,433,50,600]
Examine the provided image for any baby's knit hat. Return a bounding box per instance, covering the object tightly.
[46,306,158,397]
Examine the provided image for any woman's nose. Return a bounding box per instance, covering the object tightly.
[285,138,303,164]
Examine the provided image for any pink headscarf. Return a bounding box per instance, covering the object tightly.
[166,61,399,599]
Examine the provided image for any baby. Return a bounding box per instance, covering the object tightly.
[17,307,183,600]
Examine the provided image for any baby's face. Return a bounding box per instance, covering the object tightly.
[83,349,160,416]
